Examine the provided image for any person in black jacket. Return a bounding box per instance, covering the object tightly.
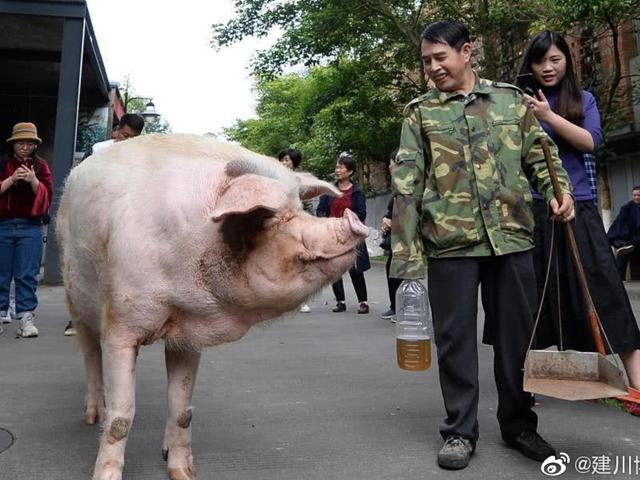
[317,153,370,314]
[380,149,402,321]
[608,186,640,280]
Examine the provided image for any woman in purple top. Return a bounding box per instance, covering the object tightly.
[519,31,640,391]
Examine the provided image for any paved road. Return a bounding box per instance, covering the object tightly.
[0,264,638,479]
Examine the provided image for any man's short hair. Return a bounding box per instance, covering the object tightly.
[421,19,470,51]
[119,113,145,134]
[277,148,302,169]
[632,185,640,192]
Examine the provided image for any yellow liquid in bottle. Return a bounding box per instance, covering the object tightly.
[396,338,431,371]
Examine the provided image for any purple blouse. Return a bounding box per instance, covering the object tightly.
[532,89,602,201]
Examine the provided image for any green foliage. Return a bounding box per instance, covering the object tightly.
[143,118,171,134]
[213,0,424,81]
[216,0,640,183]
[76,122,107,152]
[224,60,404,179]
[540,0,640,29]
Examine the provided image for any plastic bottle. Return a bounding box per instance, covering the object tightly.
[395,279,432,371]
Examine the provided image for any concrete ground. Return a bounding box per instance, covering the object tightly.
[0,264,638,480]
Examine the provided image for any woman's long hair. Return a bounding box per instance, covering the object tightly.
[518,31,583,124]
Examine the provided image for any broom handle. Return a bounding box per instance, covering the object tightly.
[540,138,606,355]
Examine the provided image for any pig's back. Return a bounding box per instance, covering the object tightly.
[58,135,265,319]
[69,134,236,219]
[64,134,270,237]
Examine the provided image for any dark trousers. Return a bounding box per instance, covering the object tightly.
[385,253,403,311]
[332,267,368,303]
[428,252,538,442]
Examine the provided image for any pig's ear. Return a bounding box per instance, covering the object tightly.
[211,174,288,222]
[296,172,342,200]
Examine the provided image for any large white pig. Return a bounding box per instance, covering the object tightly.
[56,134,369,480]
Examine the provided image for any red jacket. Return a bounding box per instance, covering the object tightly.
[0,155,53,219]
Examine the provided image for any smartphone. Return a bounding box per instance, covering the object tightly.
[516,73,540,97]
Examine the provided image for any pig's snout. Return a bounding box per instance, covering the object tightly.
[343,209,369,238]
[299,209,369,262]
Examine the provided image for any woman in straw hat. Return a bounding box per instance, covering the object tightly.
[0,122,53,338]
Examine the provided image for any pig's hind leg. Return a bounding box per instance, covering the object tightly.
[163,345,201,480]
[75,319,104,425]
[65,289,104,425]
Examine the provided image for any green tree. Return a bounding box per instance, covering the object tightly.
[215,0,640,197]
[213,1,549,84]
[225,60,403,182]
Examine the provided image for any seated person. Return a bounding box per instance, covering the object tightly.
[608,186,640,280]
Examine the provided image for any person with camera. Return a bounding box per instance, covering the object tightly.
[0,122,53,338]
[518,31,640,392]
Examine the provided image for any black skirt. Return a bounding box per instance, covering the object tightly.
[531,199,640,354]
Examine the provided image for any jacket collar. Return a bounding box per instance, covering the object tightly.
[333,180,363,194]
[434,72,492,104]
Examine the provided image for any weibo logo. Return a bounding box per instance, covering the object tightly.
[541,452,570,476]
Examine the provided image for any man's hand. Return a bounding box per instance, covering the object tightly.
[549,193,574,222]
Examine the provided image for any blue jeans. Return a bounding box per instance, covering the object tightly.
[0,218,43,317]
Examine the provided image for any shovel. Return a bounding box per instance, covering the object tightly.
[523,139,628,401]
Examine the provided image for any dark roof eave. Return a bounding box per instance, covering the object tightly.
[0,0,87,18]
[0,0,111,102]
[85,10,110,101]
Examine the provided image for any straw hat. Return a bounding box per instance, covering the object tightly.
[6,122,42,144]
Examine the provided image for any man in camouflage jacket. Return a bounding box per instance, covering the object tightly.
[391,20,574,470]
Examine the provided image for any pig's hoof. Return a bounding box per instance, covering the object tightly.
[93,462,122,480]
[167,448,196,480]
[85,407,100,425]
[168,465,196,480]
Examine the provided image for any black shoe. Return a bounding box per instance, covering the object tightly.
[357,302,369,314]
[332,302,346,312]
[616,245,635,257]
[505,431,557,462]
[437,436,476,470]
[380,309,395,319]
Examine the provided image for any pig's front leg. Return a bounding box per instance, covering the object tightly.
[163,346,201,480]
[93,336,138,480]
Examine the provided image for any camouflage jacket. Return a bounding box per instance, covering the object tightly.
[390,77,572,279]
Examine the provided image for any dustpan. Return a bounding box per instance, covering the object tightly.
[523,139,628,401]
